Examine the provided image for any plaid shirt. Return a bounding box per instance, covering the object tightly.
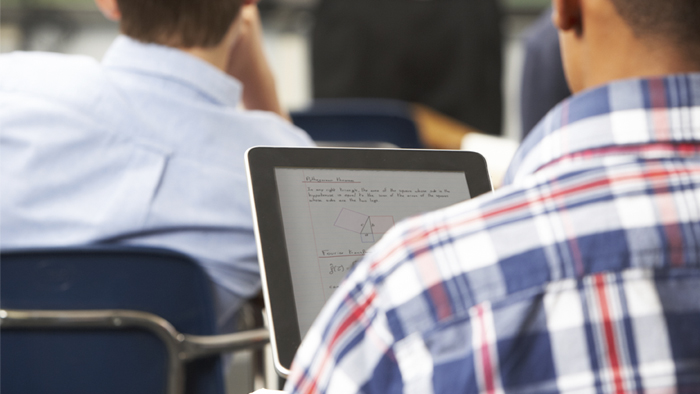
[285,74,700,394]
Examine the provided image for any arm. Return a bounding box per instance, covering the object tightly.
[412,103,518,188]
[226,5,288,120]
[412,104,480,149]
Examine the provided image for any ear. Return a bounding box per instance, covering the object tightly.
[94,0,121,21]
[552,0,583,34]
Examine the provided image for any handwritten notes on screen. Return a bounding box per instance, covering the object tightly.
[274,168,471,337]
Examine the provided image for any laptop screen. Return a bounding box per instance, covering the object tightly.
[246,147,492,377]
[274,167,471,337]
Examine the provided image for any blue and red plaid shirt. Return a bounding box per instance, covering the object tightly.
[285,74,700,394]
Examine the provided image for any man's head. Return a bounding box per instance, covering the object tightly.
[553,0,700,93]
[95,0,248,48]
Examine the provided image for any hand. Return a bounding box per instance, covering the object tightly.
[226,5,287,119]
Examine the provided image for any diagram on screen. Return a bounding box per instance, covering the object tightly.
[334,208,395,243]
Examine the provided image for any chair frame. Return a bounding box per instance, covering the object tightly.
[0,308,269,394]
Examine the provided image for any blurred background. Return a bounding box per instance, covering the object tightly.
[0,0,550,142]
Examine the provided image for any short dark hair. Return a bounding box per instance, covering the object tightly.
[117,0,245,48]
[610,0,700,60]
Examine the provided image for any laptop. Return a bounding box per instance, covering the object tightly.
[245,146,492,377]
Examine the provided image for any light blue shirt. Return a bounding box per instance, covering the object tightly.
[0,36,314,330]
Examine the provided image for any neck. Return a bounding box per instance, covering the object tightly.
[177,16,241,73]
[584,38,699,90]
[180,44,230,72]
[577,0,699,91]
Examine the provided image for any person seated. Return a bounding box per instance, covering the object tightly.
[284,0,700,392]
[311,0,503,136]
[0,0,313,332]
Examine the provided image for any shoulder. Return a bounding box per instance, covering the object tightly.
[1,51,101,85]
[368,151,681,337]
[0,51,106,107]
[227,109,315,147]
[149,108,314,176]
[354,166,580,338]
[365,179,533,284]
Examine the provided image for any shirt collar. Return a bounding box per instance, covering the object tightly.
[504,73,700,185]
[102,35,242,107]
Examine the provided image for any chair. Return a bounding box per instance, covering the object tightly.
[291,98,423,148]
[0,246,269,394]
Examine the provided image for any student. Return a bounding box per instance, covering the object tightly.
[312,0,503,136]
[285,0,700,392]
[0,0,313,332]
